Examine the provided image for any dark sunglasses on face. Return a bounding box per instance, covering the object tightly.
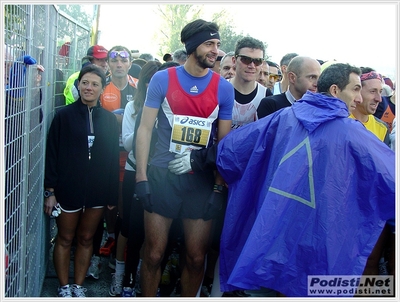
[236,54,264,66]
[109,50,130,59]
[269,73,283,81]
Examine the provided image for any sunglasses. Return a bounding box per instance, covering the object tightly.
[236,54,264,66]
[269,73,282,81]
[109,50,130,59]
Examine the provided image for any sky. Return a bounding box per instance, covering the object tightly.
[97,2,398,81]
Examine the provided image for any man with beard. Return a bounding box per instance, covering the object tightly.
[135,19,234,297]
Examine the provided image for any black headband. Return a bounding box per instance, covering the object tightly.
[184,30,220,55]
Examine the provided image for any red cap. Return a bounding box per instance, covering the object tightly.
[87,45,108,59]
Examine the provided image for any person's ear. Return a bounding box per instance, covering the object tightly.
[329,84,339,97]
[288,71,296,84]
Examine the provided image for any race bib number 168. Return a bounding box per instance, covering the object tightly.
[169,115,212,154]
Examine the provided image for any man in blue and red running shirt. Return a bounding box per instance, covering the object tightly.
[135,19,234,297]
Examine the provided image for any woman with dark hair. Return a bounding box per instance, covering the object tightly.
[109,60,161,297]
[44,64,120,297]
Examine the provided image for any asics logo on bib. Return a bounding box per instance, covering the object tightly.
[179,117,206,127]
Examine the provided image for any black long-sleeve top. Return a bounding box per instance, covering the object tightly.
[44,99,120,209]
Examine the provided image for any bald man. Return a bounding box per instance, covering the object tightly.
[257,56,321,118]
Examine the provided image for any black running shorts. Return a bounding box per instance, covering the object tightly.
[147,164,216,219]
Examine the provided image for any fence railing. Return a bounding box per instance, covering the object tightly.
[4,5,92,297]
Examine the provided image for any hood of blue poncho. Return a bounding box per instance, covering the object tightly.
[292,91,349,133]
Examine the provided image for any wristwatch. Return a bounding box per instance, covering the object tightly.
[213,184,226,193]
[44,190,55,198]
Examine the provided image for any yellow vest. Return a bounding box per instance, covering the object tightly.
[63,71,80,105]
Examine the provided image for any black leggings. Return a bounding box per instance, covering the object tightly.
[121,169,144,286]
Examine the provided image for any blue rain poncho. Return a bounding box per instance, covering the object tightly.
[217,91,395,297]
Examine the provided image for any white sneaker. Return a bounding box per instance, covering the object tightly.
[57,284,72,297]
[86,255,101,279]
[109,273,124,296]
[71,284,87,297]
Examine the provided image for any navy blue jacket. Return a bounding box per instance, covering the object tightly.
[257,92,291,119]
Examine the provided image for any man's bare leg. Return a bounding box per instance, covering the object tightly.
[180,218,213,296]
[140,211,173,296]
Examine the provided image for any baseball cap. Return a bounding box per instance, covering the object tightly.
[87,45,108,59]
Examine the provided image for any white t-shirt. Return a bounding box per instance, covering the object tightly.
[122,101,138,171]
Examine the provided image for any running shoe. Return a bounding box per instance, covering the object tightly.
[86,255,101,279]
[57,284,72,297]
[109,273,124,296]
[71,284,87,297]
[122,287,135,297]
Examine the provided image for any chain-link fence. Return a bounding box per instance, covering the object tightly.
[4,5,92,297]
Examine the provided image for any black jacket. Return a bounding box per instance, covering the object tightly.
[44,99,119,208]
[257,92,291,119]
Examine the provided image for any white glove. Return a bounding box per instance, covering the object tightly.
[168,151,192,175]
